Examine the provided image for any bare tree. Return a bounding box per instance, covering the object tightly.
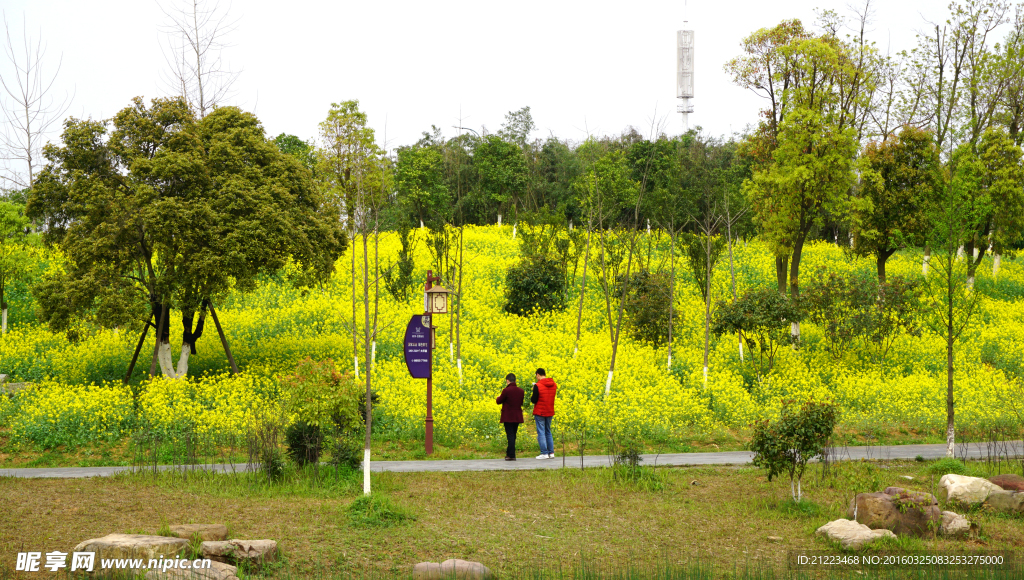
[159,0,240,118]
[0,13,71,191]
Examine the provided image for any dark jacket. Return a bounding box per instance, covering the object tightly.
[496,383,525,423]
[531,377,557,417]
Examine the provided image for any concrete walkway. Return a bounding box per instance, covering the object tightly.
[2,441,1021,479]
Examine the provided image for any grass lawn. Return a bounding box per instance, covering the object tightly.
[1,459,1022,579]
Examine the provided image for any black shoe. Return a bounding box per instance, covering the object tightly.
[505,457,516,461]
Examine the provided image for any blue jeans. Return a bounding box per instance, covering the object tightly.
[534,415,554,455]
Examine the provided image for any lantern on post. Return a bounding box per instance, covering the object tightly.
[402,270,453,455]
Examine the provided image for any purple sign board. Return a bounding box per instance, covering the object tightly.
[403,315,432,379]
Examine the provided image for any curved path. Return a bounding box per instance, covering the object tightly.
[1,440,1021,478]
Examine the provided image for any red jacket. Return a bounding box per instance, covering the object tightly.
[532,377,557,417]
[496,384,525,423]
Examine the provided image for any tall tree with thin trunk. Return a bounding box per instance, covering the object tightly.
[0,14,71,191]
[922,175,983,458]
[159,0,240,118]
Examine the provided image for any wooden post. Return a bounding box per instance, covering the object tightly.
[149,304,167,378]
[208,301,239,375]
[123,315,155,385]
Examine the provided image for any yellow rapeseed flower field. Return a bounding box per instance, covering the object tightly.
[1,225,1022,447]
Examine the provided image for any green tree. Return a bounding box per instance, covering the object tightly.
[712,287,800,380]
[0,200,31,334]
[475,135,528,224]
[852,126,943,283]
[395,140,450,229]
[274,133,316,173]
[952,127,1024,286]
[28,97,344,377]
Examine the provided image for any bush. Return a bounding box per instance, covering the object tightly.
[328,432,364,470]
[618,269,676,345]
[749,399,838,501]
[281,358,362,432]
[503,256,566,316]
[285,420,323,466]
[926,457,981,477]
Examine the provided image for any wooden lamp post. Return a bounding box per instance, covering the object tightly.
[422,271,451,455]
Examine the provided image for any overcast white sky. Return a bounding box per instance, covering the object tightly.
[1,0,960,160]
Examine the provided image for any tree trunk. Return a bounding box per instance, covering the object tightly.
[149,303,168,378]
[702,233,712,385]
[362,229,374,495]
[946,253,955,458]
[606,232,637,396]
[993,253,1001,278]
[876,248,896,284]
[667,228,675,368]
[352,225,359,379]
[789,238,805,341]
[456,224,465,382]
[775,255,789,295]
[923,245,931,275]
[573,224,593,358]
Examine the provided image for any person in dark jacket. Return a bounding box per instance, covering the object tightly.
[496,373,525,460]
[530,368,558,459]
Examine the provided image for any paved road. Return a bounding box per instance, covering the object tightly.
[2,440,1021,479]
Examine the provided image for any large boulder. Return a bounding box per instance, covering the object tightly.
[73,534,188,566]
[938,474,1003,506]
[412,560,491,580]
[989,474,1024,492]
[145,560,238,580]
[984,490,1024,514]
[847,491,941,538]
[200,540,277,568]
[939,511,972,538]
[882,487,938,506]
[168,525,228,542]
[816,519,896,550]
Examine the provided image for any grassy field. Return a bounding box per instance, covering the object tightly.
[1,458,1022,579]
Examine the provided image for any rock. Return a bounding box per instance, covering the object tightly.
[989,474,1024,492]
[816,519,896,550]
[939,511,972,538]
[440,559,491,580]
[73,534,188,566]
[168,524,228,541]
[937,474,1003,506]
[144,560,238,580]
[847,492,941,538]
[767,536,783,542]
[200,540,277,568]
[882,487,938,506]
[900,475,914,481]
[413,560,491,580]
[984,490,1024,514]
[0,374,7,385]
[412,562,442,580]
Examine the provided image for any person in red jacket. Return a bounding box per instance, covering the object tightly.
[495,373,525,460]
[530,368,558,459]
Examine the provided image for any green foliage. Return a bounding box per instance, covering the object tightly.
[0,200,32,320]
[327,432,363,471]
[347,494,415,528]
[273,133,316,173]
[618,269,676,346]
[260,446,286,483]
[680,233,726,304]
[280,358,362,432]
[395,142,450,228]
[503,256,567,316]
[749,399,838,501]
[382,226,417,302]
[28,97,345,345]
[712,287,800,377]
[475,135,528,219]
[284,420,323,466]
[926,457,983,477]
[852,126,942,282]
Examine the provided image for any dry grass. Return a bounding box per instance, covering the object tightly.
[1,459,1022,579]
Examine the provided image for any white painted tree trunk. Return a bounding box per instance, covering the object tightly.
[457,358,463,383]
[791,321,801,341]
[497,214,502,226]
[353,356,359,380]
[371,341,376,371]
[973,246,980,260]
[946,425,955,458]
[922,254,930,275]
[957,246,964,259]
[646,219,651,234]
[738,336,744,362]
[993,254,1001,277]
[156,342,189,379]
[666,354,672,369]
[512,224,517,239]
[569,220,573,231]
[1,307,6,335]
[604,370,613,396]
[363,449,371,495]
[702,365,708,386]
[449,342,454,362]
[966,275,975,290]
[419,219,424,229]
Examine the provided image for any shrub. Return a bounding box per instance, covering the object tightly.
[618,269,676,345]
[284,420,323,466]
[713,288,800,377]
[503,256,566,316]
[280,358,361,432]
[328,432,364,470]
[749,399,838,501]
